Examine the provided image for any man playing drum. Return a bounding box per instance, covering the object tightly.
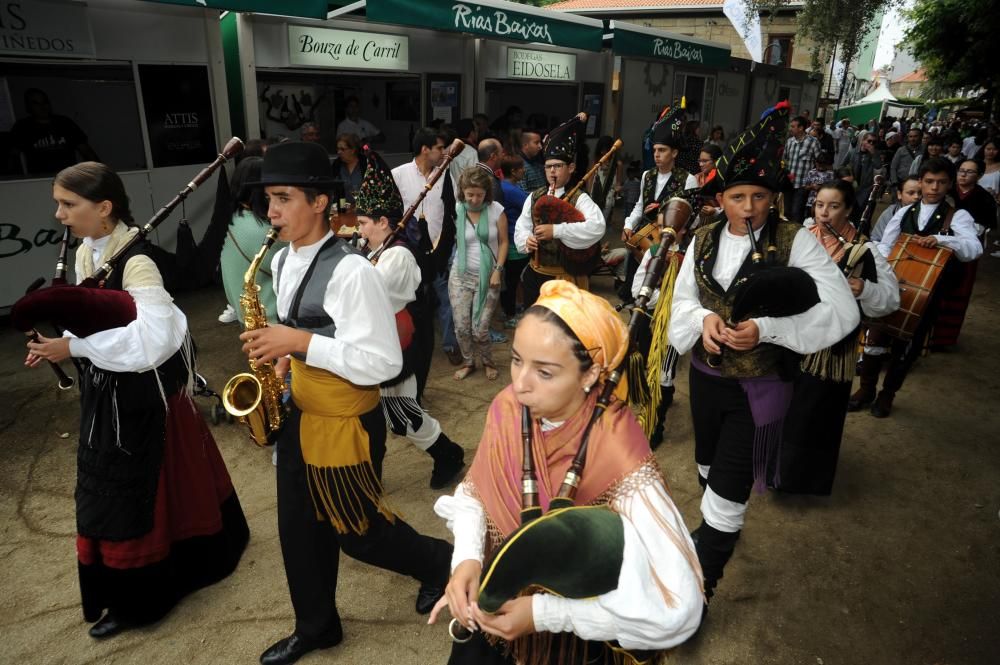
[851,157,983,418]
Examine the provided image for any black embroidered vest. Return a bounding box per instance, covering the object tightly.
[640,167,689,221]
[691,219,801,378]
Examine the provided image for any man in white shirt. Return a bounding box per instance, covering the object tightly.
[669,102,858,603]
[240,142,452,665]
[335,95,384,145]
[857,157,983,418]
[513,113,605,306]
[392,128,462,364]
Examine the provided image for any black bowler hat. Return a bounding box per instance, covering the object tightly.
[251,141,337,187]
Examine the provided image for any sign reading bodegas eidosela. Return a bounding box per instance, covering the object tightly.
[506,47,576,82]
[288,25,409,70]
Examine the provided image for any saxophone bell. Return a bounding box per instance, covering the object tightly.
[223,228,286,447]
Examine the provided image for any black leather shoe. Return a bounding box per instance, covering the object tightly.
[415,582,445,615]
[260,632,342,665]
[870,390,895,418]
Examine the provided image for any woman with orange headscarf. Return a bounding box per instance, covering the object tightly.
[428,281,703,664]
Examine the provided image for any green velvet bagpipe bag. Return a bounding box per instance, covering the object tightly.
[476,504,625,613]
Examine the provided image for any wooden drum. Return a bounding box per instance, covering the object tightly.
[625,221,661,260]
[865,233,952,340]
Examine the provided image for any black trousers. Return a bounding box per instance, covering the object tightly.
[778,374,851,495]
[881,307,935,394]
[275,404,452,639]
[521,265,555,309]
[500,257,530,318]
[689,365,756,508]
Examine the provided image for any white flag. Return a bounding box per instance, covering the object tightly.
[723,0,763,63]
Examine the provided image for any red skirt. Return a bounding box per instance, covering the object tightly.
[76,392,249,624]
[929,259,979,348]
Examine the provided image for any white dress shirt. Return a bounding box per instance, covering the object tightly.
[271,231,402,386]
[392,160,447,245]
[802,219,901,318]
[625,171,674,231]
[67,231,187,373]
[367,244,421,314]
[668,224,860,356]
[513,186,605,255]
[434,462,703,650]
[877,201,982,263]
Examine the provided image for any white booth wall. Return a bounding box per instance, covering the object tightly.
[0,0,228,311]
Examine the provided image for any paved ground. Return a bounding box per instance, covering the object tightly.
[2,235,998,665]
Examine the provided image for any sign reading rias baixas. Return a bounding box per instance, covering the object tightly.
[288,25,408,71]
[366,0,604,52]
[0,0,94,58]
[506,48,575,82]
[612,25,730,68]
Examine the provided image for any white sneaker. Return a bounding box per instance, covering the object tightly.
[990,250,1000,259]
[218,304,238,323]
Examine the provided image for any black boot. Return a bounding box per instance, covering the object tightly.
[847,353,883,411]
[870,389,895,418]
[691,522,740,600]
[648,387,675,450]
[427,434,465,489]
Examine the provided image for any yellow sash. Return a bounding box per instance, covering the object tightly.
[290,358,395,534]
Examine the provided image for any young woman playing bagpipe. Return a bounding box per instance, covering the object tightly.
[775,180,900,495]
[17,162,249,639]
[428,280,704,665]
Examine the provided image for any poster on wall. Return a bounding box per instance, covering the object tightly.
[581,82,603,138]
[138,64,217,168]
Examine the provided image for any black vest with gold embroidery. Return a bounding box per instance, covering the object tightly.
[640,166,689,217]
[691,218,801,378]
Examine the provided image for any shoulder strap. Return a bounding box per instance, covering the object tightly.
[941,205,955,234]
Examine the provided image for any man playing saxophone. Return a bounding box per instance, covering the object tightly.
[237,141,452,665]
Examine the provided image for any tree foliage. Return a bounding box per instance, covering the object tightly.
[903,0,998,115]
[745,0,899,73]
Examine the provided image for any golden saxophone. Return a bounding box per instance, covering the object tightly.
[222,229,285,446]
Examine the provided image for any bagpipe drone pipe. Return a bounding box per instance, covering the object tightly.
[11,139,244,354]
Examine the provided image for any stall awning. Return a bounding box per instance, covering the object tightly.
[364,0,605,52]
[610,21,730,68]
[141,0,351,20]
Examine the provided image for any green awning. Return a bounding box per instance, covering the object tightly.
[141,0,339,20]
[366,0,605,52]
[610,21,730,68]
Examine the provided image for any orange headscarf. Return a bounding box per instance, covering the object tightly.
[534,280,628,389]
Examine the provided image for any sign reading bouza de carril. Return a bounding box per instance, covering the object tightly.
[613,26,730,68]
[288,25,408,70]
[365,0,604,52]
[507,48,575,81]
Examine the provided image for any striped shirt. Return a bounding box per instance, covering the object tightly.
[785,134,821,188]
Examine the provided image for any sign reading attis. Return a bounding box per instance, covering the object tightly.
[0,0,94,58]
[288,25,408,70]
[612,23,730,68]
[507,48,575,82]
[366,0,604,52]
